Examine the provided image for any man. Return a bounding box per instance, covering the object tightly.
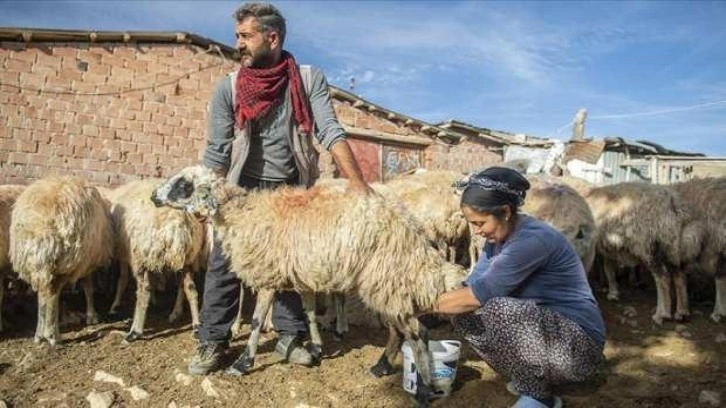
[189,2,372,376]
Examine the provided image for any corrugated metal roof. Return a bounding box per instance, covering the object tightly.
[563,140,606,164]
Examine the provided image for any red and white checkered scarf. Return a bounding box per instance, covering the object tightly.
[234,50,313,135]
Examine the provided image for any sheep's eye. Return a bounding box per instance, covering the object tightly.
[169,177,194,201]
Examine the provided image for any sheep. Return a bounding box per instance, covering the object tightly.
[9,177,113,345]
[525,176,597,274]
[151,166,467,405]
[104,180,207,342]
[0,185,26,332]
[583,182,703,324]
[381,170,469,264]
[672,177,726,323]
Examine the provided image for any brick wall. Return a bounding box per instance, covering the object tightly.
[426,139,503,174]
[0,41,233,186]
[0,39,502,186]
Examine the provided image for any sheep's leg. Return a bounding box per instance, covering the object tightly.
[182,268,200,329]
[44,291,61,346]
[604,259,620,301]
[109,261,130,316]
[651,269,673,325]
[82,276,99,325]
[401,317,433,406]
[231,283,245,337]
[447,246,457,264]
[0,273,4,332]
[711,276,726,323]
[334,292,348,341]
[673,270,690,322]
[125,270,150,343]
[370,324,403,377]
[302,292,323,362]
[262,301,274,332]
[34,293,47,343]
[168,274,186,323]
[226,288,275,376]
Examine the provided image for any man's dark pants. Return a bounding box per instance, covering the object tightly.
[195,175,308,343]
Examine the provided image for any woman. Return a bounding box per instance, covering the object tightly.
[433,167,606,408]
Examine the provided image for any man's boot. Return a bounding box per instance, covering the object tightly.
[275,334,314,366]
[187,341,228,375]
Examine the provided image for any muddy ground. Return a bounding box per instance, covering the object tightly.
[0,283,724,408]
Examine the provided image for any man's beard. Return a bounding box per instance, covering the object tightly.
[242,47,275,69]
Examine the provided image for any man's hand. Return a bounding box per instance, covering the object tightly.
[331,140,374,196]
[346,178,375,196]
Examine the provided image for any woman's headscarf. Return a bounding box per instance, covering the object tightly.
[454,166,530,209]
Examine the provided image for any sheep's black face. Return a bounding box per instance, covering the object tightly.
[168,177,195,202]
[151,166,221,218]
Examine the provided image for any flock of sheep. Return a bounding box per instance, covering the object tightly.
[0,164,724,403]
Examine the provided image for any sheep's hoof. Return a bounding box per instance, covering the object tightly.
[33,335,43,344]
[124,331,142,343]
[309,344,323,366]
[711,313,723,323]
[413,383,434,408]
[369,355,395,377]
[225,355,253,376]
[333,331,345,342]
[191,324,200,335]
[651,313,669,325]
[86,314,100,325]
[607,291,620,301]
[674,312,690,322]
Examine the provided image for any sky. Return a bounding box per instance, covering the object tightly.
[2,0,725,156]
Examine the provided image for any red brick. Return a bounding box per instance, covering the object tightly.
[120,163,135,174]
[7,152,29,164]
[135,110,151,121]
[152,144,166,154]
[36,53,62,70]
[73,146,91,158]
[12,128,32,141]
[10,50,36,63]
[81,125,99,137]
[50,133,69,146]
[102,162,120,173]
[120,141,137,153]
[83,159,103,171]
[32,131,51,143]
[125,59,149,71]
[6,59,32,72]
[0,71,20,84]
[137,143,152,154]
[58,68,84,81]
[52,47,80,58]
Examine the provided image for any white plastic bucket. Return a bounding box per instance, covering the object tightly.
[401,339,461,397]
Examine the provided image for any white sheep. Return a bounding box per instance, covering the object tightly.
[381,170,469,263]
[104,179,207,342]
[0,185,26,332]
[151,166,466,404]
[9,177,113,345]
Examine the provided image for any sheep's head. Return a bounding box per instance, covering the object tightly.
[151,166,223,219]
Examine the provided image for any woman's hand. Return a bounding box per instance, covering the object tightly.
[432,287,482,315]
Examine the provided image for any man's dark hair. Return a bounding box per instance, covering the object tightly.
[234,2,287,45]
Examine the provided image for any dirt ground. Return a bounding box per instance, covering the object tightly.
[0,283,724,408]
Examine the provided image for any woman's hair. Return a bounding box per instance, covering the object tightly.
[456,166,530,221]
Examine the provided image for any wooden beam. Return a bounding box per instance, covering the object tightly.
[343,126,433,146]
